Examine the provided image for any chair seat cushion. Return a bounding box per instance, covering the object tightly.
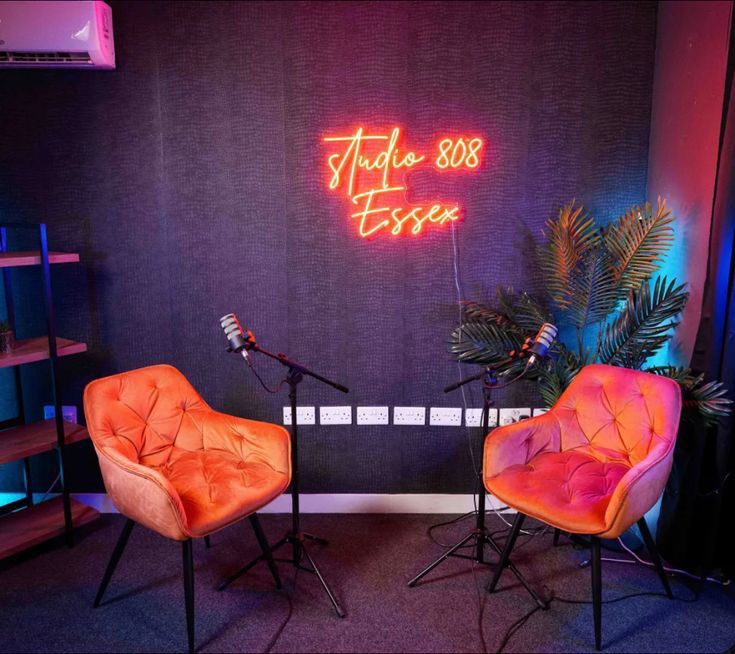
[486,449,630,534]
[155,448,289,537]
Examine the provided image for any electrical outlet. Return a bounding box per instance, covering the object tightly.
[465,408,498,428]
[320,406,352,425]
[430,407,463,426]
[43,405,77,424]
[357,406,389,425]
[498,408,532,426]
[282,406,316,425]
[532,408,550,416]
[393,407,426,425]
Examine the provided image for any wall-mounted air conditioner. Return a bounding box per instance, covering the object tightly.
[0,1,115,69]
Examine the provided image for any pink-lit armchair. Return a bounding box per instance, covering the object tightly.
[484,364,682,650]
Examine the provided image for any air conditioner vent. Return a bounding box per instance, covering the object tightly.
[0,51,92,64]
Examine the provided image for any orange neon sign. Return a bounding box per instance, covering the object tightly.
[323,127,484,238]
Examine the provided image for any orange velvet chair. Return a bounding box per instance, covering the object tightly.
[484,364,681,650]
[83,364,291,654]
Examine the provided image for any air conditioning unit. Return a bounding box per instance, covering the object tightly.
[0,1,115,69]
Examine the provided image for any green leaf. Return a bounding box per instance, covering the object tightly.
[599,276,688,369]
[605,197,675,295]
[460,301,523,334]
[647,366,733,425]
[536,345,583,406]
[448,321,522,368]
[495,286,552,333]
[567,247,618,328]
[540,202,600,311]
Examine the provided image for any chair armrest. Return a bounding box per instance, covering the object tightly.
[601,441,676,538]
[483,412,560,478]
[202,412,291,478]
[95,445,190,540]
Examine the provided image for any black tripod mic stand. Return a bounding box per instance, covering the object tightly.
[407,366,547,609]
[218,339,349,618]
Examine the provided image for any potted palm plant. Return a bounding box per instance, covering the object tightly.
[450,198,731,424]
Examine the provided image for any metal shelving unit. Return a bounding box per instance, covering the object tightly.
[0,222,98,559]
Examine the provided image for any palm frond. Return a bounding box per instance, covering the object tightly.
[686,380,733,424]
[567,247,618,328]
[460,301,523,334]
[448,321,522,368]
[540,202,600,311]
[645,365,703,388]
[495,286,552,333]
[599,276,688,369]
[536,345,583,407]
[647,366,734,424]
[605,197,675,295]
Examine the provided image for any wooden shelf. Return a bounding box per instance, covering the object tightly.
[0,337,86,368]
[0,497,99,560]
[0,420,89,465]
[0,251,79,268]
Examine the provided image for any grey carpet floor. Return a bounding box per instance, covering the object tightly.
[0,513,733,653]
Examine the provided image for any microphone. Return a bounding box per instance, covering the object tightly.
[220,313,253,360]
[526,322,558,366]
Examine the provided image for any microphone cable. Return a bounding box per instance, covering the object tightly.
[243,352,286,395]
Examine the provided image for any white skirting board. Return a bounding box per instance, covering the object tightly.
[0,492,512,515]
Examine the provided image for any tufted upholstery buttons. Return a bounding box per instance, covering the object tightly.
[83,364,292,539]
[484,364,682,538]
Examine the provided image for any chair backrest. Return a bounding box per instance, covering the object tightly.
[84,364,212,467]
[552,364,682,466]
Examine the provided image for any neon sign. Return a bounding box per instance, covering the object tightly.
[323,127,484,238]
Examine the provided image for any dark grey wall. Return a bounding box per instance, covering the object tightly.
[0,1,656,493]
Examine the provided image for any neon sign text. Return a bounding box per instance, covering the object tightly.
[323,127,484,238]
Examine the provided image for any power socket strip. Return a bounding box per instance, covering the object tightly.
[532,408,550,416]
[320,406,352,425]
[498,408,532,426]
[393,407,426,425]
[429,407,463,426]
[465,408,498,427]
[356,406,389,425]
[282,406,316,425]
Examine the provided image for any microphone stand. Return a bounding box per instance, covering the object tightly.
[218,339,349,618]
[407,365,547,610]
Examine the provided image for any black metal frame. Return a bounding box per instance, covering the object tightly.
[218,356,348,618]
[0,223,72,541]
[406,367,548,610]
[488,513,673,651]
[93,514,280,654]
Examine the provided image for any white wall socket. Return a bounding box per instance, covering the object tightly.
[498,408,532,426]
[357,406,389,425]
[320,406,352,425]
[282,406,316,425]
[430,407,463,426]
[532,408,550,416]
[465,408,498,428]
[393,406,426,425]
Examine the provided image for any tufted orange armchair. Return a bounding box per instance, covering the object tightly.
[484,364,681,651]
[84,364,291,653]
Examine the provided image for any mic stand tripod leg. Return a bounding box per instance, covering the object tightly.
[407,530,479,587]
[218,367,346,617]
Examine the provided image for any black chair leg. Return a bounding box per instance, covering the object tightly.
[182,539,195,654]
[487,512,525,593]
[591,536,602,651]
[93,518,135,608]
[249,513,282,589]
[637,517,673,599]
[553,528,561,546]
[204,535,211,549]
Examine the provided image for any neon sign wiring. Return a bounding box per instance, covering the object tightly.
[323,127,484,238]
